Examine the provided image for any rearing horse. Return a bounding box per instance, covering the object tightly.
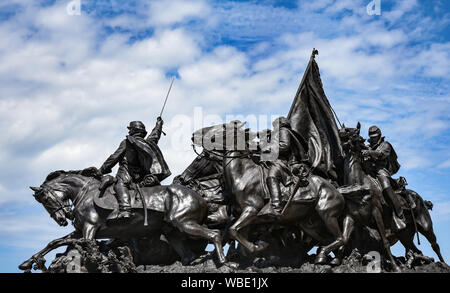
[19,170,226,271]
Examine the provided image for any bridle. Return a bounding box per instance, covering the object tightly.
[192,143,251,160]
[36,184,73,220]
[36,177,93,221]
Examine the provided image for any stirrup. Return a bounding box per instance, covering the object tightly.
[266,204,282,218]
[117,209,133,219]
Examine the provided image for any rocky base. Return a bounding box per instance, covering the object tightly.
[136,250,450,273]
[25,238,449,273]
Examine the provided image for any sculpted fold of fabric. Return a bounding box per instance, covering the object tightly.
[288,58,343,182]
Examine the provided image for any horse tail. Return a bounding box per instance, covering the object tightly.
[424,200,433,210]
[406,189,433,232]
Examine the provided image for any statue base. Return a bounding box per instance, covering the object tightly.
[24,238,450,273]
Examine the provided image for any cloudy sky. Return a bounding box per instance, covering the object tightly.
[0,0,449,272]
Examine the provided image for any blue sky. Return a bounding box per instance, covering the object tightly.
[0,0,449,272]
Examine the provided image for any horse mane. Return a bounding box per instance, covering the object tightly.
[44,169,83,184]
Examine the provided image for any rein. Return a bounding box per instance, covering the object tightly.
[72,178,94,208]
[41,177,94,220]
[192,144,251,160]
[40,184,73,219]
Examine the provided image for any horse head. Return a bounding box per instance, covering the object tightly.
[339,122,365,155]
[192,120,247,156]
[30,171,73,227]
[174,150,220,186]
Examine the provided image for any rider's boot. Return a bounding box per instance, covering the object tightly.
[266,177,283,218]
[384,186,406,230]
[114,182,134,220]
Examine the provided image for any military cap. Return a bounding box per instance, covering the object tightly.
[368,125,381,137]
[127,121,146,131]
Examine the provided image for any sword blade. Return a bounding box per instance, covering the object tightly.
[159,77,175,117]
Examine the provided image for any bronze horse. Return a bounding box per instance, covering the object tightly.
[173,150,230,226]
[19,170,226,271]
[193,121,347,265]
[338,123,444,270]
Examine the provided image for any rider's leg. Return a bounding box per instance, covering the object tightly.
[267,177,282,213]
[378,173,404,219]
[114,179,133,219]
[266,166,283,216]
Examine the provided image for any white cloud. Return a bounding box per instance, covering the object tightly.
[432,201,450,223]
[438,159,450,169]
[148,0,210,26]
[0,0,449,273]
[383,0,419,23]
[0,0,449,211]
[0,211,72,249]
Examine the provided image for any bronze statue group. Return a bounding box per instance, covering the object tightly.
[21,52,445,273]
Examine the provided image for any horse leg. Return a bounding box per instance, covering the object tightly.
[397,229,421,269]
[331,215,356,266]
[228,206,264,253]
[18,231,80,271]
[314,189,345,265]
[175,220,226,264]
[165,230,198,265]
[372,207,400,272]
[314,214,345,265]
[82,222,98,240]
[419,225,445,263]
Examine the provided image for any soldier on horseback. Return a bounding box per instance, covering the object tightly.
[361,125,405,229]
[262,117,309,217]
[97,117,171,221]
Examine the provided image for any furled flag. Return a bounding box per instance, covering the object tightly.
[288,49,343,183]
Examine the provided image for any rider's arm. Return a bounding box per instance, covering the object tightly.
[278,128,291,156]
[99,140,126,174]
[147,117,163,144]
[368,142,391,160]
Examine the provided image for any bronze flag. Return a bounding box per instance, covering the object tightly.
[287,49,343,183]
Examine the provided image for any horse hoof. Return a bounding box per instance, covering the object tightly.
[392,265,401,273]
[18,259,34,271]
[254,241,269,252]
[181,255,197,266]
[315,255,328,265]
[225,262,239,269]
[330,258,341,266]
[218,257,227,264]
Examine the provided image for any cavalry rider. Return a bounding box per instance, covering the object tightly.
[362,125,405,228]
[97,117,171,220]
[262,117,308,217]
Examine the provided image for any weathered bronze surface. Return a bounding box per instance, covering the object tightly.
[20,50,447,273]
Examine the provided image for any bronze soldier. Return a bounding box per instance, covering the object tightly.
[98,117,171,220]
[362,125,405,228]
[263,117,308,217]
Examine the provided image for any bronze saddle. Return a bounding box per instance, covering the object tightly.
[256,163,317,217]
[93,176,165,221]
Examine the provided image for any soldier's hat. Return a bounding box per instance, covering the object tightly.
[127,121,146,131]
[368,125,381,137]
